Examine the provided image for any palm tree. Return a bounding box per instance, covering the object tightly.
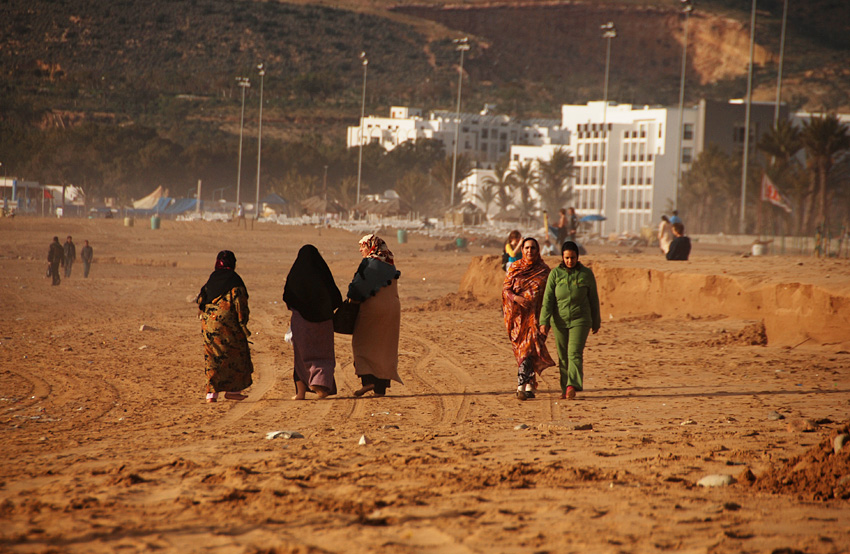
[680,145,740,234]
[481,157,514,217]
[800,114,850,232]
[509,160,538,220]
[535,147,576,214]
[431,154,472,206]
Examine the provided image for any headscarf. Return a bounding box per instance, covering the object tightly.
[559,240,585,271]
[282,245,343,323]
[359,234,395,265]
[561,241,579,255]
[507,238,548,288]
[215,250,236,270]
[198,250,246,305]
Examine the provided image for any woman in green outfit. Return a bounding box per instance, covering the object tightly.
[539,241,601,400]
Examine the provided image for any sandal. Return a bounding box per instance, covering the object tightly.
[354,384,375,397]
[224,392,248,401]
[206,392,218,403]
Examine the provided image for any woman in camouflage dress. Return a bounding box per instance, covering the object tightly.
[196,250,253,403]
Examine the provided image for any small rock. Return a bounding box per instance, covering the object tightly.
[381,424,399,430]
[767,411,784,421]
[61,346,73,352]
[514,423,529,430]
[787,418,817,433]
[697,474,735,487]
[266,430,304,440]
[681,419,697,426]
[573,423,593,431]
[139,325,156,332]
[834,433,849,454]
[359,435,369,445]
[138,345,148,350]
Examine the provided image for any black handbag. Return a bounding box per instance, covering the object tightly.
[333,300,360,334]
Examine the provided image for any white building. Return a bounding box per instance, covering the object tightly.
[507,101,699,235]
[347,106,568,169]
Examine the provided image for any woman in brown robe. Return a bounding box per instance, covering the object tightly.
[348,234,402,397]
[196,250,253,403]
[502,237,555,400]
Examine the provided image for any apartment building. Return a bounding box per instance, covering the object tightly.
[347,106,568,169]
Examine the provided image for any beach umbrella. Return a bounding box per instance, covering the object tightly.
[579,214,606,222]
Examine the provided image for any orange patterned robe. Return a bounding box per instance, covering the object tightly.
[502,257,555,377]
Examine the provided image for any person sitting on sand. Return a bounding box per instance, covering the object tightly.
[504,230,522,273]
[196,250,253,403]
[666,222,691,261]
[282,245,342,400]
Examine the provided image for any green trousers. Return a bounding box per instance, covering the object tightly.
[552,325,590,392]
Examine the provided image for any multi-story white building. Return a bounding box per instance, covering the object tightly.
[508,101,699,235]
[347,106,568,169]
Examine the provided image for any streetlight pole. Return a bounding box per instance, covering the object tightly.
[774,0,789,126]
[356,52,368,207]
[254,63,265,223]
[235,76,251,206]
[450,37,470,208]
[739,0,757,235]
[674,0,694,202]
[600,22,617,125]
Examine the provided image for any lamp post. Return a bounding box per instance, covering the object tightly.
[600,22,617,124]
[356,52,368,207]
[254,63,265,223]
[739,0,757,235]
[674,0,694,200]
[450,37,470,208]
[774,0,788,126]
[235,76,251,206]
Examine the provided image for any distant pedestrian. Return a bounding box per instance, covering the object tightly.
[567,207,579,241]
[81,240,93,278]
[666,222,691,261]
[63,236,76,277]
[47,236,64,286]
[236,203,247,229]
[658,215,674,255]
[669,210,682,225]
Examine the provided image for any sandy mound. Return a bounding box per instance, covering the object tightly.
[745,423,850,501]
[458,255,850,348]
[692,321,768,347]
[406,291,500,312]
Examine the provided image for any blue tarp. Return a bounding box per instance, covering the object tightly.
[161,198,197,214]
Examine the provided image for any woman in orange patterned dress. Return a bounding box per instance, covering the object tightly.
[502,237,555,401]
[196,250,254,403]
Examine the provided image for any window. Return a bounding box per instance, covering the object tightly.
[481,129,489,139]
[480,142,487,152]
[682,147,693,164]
[733,126,746,143]
[683,123,694,140]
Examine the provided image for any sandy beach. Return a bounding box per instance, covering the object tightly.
[1,217,848,554]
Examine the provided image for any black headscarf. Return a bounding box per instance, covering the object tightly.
[283,245,342,322]
[198,250,247,305]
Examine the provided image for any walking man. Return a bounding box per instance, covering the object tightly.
[48,236,64,286]
[81,240,94,278]
[63,236,76,277]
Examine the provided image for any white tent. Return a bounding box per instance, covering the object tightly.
[133,186,169,209]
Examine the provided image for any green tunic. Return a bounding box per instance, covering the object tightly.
[540,263,601,392]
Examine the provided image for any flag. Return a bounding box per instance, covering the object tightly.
[760,173,792,213]
[43,189,53,200]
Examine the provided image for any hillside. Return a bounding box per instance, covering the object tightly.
[1,0,848,201]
